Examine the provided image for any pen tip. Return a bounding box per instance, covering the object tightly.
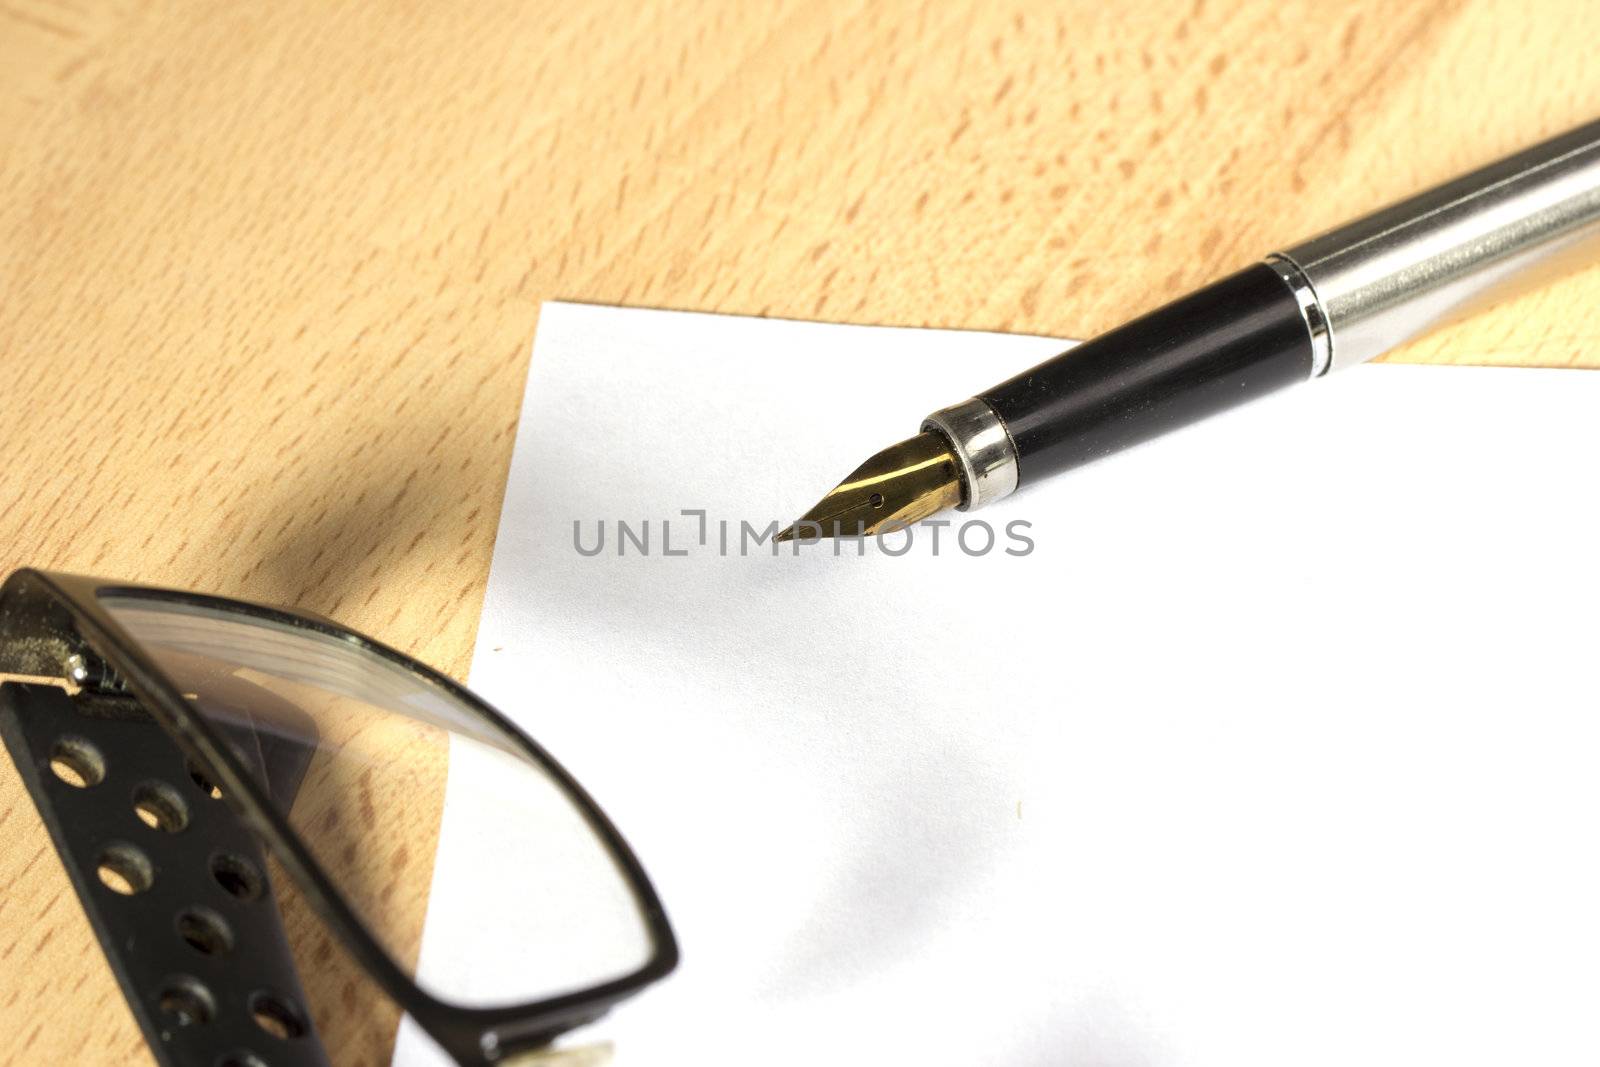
[779,431,964,542]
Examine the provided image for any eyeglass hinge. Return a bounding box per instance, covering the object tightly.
[64,649,129,695]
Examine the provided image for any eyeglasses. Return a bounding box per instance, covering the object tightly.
[0,569,677,1066]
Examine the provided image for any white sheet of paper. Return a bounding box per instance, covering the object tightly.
[394,303,1600,1067]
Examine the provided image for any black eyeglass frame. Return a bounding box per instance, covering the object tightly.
[0,568,678,1065]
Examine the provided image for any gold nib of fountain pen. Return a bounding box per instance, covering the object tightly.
[775,431,963,542]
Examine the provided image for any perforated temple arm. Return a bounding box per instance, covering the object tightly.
[0,682,332,1067]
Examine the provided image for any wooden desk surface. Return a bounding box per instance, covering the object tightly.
[2,2,1596,1063]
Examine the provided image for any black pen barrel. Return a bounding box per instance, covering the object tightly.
[979,263,1315,487]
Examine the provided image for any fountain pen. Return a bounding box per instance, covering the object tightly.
[778,117,1600,542]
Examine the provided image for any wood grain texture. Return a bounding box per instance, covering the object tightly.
[1,1,1596,1062]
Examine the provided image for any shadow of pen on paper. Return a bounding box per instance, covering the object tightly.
[750,716,1010,998]
[546,569,1150,1066]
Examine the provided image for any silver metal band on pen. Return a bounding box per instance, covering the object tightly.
[921,400,1018,510]
[927,117,1600,512]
